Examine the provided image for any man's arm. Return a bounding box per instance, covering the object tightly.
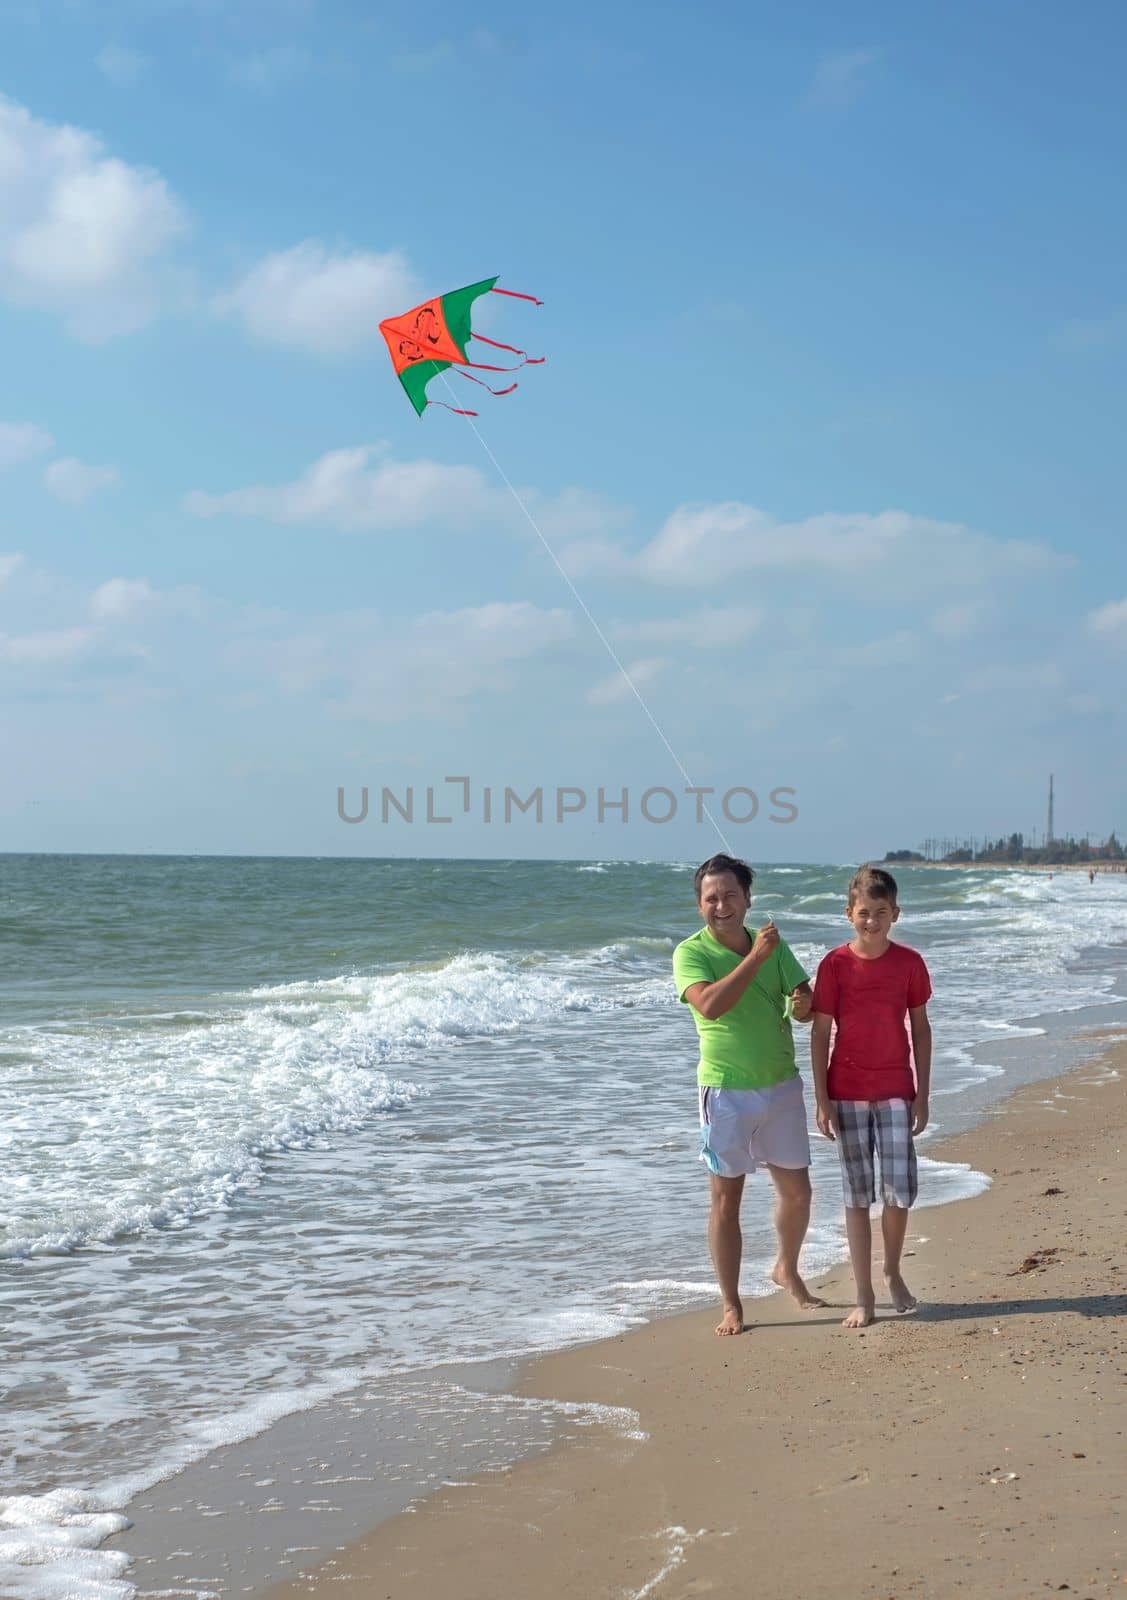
[909,1004,931,1135]
[682,923,780,1020]
[811,1012,836,1139]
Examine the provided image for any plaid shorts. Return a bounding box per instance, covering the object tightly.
[834,1098,917,1209]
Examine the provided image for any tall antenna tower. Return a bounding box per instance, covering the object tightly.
[1047,773,1055,845]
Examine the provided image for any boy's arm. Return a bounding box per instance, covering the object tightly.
[810,1012,836,1138]
[789,981,814,1023]
[909,1004,931,1135]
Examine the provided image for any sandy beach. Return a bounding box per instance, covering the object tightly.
[262,1038,1126,1600]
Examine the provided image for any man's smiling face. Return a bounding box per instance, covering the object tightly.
[698,871,750,936]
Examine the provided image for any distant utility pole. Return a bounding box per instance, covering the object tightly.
[1047,773,1055,845]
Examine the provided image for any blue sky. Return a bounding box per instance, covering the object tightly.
[2,0,1125,860]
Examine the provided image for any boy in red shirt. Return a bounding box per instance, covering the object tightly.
[811,865,932,1329]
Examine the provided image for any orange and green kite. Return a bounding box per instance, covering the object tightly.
[379,276,543,417]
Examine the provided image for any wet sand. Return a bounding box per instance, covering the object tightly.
[261,1039,1126,1600]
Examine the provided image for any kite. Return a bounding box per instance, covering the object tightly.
[379,276,543,417]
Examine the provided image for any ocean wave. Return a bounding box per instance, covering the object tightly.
[0,949,678,1259]
[0,1048,424,1260]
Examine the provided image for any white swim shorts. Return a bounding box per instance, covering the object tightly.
[698,1076,811,1177]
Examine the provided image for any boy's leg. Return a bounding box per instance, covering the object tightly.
[874,1099,919,1312]
[843,1205,875,1328]
[881,1204,917,1312]
[834,1101,879,1328]
[708,1172,746,1335]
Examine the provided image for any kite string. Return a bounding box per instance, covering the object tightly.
[436,368,734,855]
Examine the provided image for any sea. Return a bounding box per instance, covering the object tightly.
[2,854,1126,1600]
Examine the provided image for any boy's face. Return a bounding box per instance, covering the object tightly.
[846,890,899,946]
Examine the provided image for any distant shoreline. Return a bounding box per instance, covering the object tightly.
[881,858,1125,873]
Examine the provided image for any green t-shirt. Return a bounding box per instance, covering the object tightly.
[672,925,809,1089]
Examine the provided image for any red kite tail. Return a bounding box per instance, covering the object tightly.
[426,400,479,416]
[490,287,543,305]
[470,334,546,365]
[454,370,519,397]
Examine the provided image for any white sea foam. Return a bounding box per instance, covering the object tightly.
[915,1156,992,1204]
[0,1492,132,1600]
[0,951,661,1258]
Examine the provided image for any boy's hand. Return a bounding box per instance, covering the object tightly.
[789,986,813,1022]
[816,1099,838,1141]
[911,1098,930,1136]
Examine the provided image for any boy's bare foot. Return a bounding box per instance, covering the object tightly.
[770,1264,828,1309]
[843,1299,875,1330]
[884,1271,918,1313]
[715,1302,745,1336]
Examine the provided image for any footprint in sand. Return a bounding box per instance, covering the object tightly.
[811,1468,871,1497]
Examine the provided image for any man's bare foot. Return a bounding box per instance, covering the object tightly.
[843,1299,875,1330]
[770,1264,828,1309]
[715,1302,745,1336]
[884,1271,918,1313]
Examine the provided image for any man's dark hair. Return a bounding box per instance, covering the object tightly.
[693,853,754,900]
[848,864,899,906]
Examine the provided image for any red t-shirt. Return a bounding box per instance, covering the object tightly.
[813,941,932,1101]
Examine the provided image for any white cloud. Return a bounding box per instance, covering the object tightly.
[559,537,636,579]
[637,504,901,581]
[0,421,54,469]
[226,599,576,722]
[90,575,202,625]
[0,92,188,339]
[965,660,1064,694]
[214,242,417,357]
[0,626,93,665]
[95,45,148,85]
[579,502,1066,594]
[527,487,633,546]
[588,656,666,706]
[614,605,761,649]
[389,601,576,720]
[185,446,631,558]
[1087,597,1127,637]
[228,45,310,90]
[90,577,155,620]
[931,601,987,638]
[412,600,573,662]
[0,553,24,583]
[840,629,918,666]
[185,445,496,531]
[805,49,879,110]
[44,457,120,504]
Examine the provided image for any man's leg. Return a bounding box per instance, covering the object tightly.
[708,1172,745,1335]
[767,1165,827,1309]
[881,1204,917,1312]
[843,1205,875,1328]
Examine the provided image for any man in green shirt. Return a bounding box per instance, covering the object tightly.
[673,853,825,1335]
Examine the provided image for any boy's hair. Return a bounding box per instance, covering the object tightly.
[694,853,754,899]
[848,864,898,906]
